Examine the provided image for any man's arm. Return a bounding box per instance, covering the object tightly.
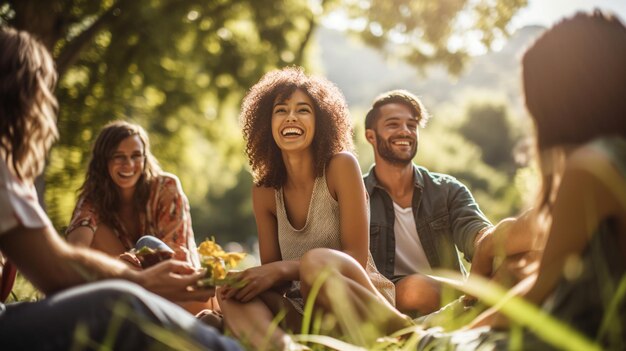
[470,211,538,280]
[446,179,492,260]
[0,224,212,302]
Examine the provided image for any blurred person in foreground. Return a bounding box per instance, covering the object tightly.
[0,26,240,350]
[419,10,626,350]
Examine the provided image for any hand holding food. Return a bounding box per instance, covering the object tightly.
[196,238,246,287]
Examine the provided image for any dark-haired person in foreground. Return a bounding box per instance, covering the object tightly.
[419,10,626,350]
[0,26,240,350]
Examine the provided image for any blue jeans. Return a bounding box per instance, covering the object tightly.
[0,280,241,350]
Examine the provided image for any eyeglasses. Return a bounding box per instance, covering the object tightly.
[110,153,146,165]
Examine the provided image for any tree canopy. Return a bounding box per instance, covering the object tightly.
[1,0,526,242]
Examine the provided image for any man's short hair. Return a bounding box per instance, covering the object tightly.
[364,90,429,130]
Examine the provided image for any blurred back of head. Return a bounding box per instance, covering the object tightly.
[0,27,58,182]
[523,10,626,150]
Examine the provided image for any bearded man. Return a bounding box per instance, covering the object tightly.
[363,90,495,317]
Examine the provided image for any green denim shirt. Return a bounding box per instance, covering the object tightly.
[364,164,492,279]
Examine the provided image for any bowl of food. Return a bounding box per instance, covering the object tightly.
[134,235,175,269]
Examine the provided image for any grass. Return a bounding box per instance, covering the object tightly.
[7,265,624,350]
[6,272,43,302]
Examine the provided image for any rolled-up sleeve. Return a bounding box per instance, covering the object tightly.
[65,197,99,237]
[446,180,492,261]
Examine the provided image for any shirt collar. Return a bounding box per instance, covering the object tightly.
[364,163,424,193]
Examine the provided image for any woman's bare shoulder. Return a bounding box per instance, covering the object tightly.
[326,151,359,175]
[326,152,362,196]
[252,184,277,214]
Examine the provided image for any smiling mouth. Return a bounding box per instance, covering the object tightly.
[391,139,412,146]
[118,171,136,178]
[281,127,303,136]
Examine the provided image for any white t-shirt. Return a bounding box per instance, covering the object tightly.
[0,161,50,236]
[393,201,431,276]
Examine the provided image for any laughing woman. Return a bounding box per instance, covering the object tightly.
[66,121,200,269]
[218,67,411,350]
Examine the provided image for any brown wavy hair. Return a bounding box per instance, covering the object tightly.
[77,121,161,232]
[0,27,58,183]
[364,89,429,130]
[523,11,626,211]
[241,66,353,188]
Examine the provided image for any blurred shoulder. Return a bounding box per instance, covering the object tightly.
[567,137,626,188]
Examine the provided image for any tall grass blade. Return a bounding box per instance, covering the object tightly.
[431,269,602,351]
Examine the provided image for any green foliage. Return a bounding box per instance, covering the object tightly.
[2,0,318,232]
[342,0,528,75]
[2,0,528,243]
[459,103,516,169]
[423,97,530,221]
[433,270,604,351]
[420,117,522,221]
[5,273,43,303]
[191,168,257,245]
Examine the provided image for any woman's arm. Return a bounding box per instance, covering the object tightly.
[253,185,282,266]
[522,147,625,305]
[473,146,626,328]
[326,152,370,268]
[223,185,299,302]
[65,198,99,247]
[66,226,95,247]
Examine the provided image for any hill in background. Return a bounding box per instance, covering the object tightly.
[316,25,546,114]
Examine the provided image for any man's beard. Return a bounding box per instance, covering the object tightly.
[375,131,417,166]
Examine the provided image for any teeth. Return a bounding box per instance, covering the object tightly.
[119,172,135,177]
[393,140,411,146]
[282,127,303,136]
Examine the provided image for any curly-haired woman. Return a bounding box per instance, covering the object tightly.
[218,67,411,349]
[66,121,199,269]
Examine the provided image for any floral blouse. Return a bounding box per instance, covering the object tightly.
[66,173,199,267]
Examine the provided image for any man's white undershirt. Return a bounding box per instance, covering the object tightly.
[393,201,431,276]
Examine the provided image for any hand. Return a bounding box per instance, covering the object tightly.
[468,306,509,330]
[137,259,215,302]
[220,264,280,302]
[470,226,497,279]
[119,252,142,270]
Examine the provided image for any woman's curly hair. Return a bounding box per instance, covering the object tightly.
[241,67,354,188]
[77,121,161,233]
[0,27,58,183]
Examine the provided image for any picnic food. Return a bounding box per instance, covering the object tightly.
[134,246,174,268]
[197,238,246,287]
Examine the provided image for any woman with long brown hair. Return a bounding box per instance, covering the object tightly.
[464,10,626,349]
[66,120,199,268]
